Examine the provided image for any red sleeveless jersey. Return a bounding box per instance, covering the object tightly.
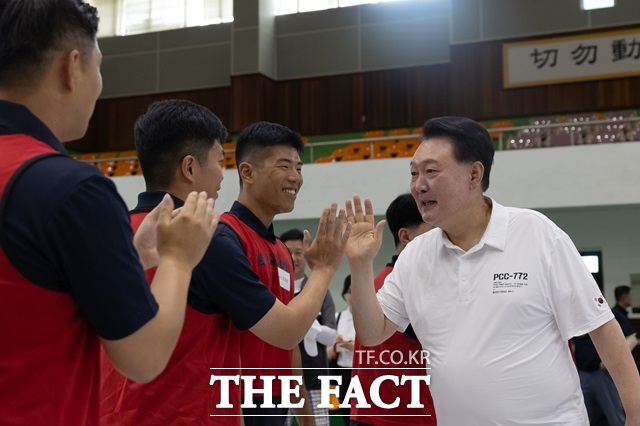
[221,212,294,398]
[0,134,101,425]
[100,210,242,425]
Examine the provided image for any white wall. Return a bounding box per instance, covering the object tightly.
[112,141,640,310]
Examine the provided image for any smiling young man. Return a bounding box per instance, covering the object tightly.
[209,121,350,426]
[344,116,640,426]
[0,2,217,425]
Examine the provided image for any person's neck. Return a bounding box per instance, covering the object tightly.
[161,185,187,202]
[237,193,274,228]
[1,89,63,140]
[443,196,492,252]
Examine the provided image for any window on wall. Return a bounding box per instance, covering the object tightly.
[581,251,603,291]
[275,0,402,16]
[580,0,615,10]
[89,0,233,38]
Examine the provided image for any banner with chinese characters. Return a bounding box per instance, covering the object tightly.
[503,27,640,88]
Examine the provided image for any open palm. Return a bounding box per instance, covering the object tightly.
[345,195,386,263]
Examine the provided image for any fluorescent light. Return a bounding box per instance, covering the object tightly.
[581,0,615,10]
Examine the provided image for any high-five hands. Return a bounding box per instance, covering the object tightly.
[345,195,386,265]
[135,192,220,270]
[303,203,352,273]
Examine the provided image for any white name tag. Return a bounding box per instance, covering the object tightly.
[278,267,291,292]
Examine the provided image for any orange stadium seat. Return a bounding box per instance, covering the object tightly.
[388,128,409,144]
[342,152,366,162]
[118,150,137,159]
[314,156,335,163]
[373,141,394,157]
[488,120,514,140]
[373,150,394,159]
[223,152,236,169]
[363,130,384,139]
[111,160,139,176]
[99,161,118,176]
[99,151,118,159]
[78,153,99,168]
[347,142,371,159]
[332,147,349,161]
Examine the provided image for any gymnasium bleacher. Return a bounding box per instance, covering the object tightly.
[74,108,640,177]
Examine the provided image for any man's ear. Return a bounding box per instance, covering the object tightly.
[238,162,254,185]
[470,161,485,190]
[180,155,196,182]
[398,227,411,246]
[61,49,82,91]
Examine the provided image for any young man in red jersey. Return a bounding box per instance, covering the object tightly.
[0,3,217,425]
[349,193,435,426]
[229,122,349,426]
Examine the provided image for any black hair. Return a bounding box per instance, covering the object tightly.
[280,228,304,243]
[0,0,99,88]
[134,99,228,191]
[235,121,304,186]
[615,285,631,302]
[342,275,351,298]
[385,193,425,247]
[423,116,494,191]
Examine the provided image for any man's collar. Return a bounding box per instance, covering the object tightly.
[0,100,65,153]
[230,201,276,243]
[132,191,184,213]
[439,197,508,252]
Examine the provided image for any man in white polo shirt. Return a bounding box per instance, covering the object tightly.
[344,116,640,425]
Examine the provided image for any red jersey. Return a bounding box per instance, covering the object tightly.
[222,213,295,398]
[0,134,101,425]
[350,263,437,425]
[100,210,242,425]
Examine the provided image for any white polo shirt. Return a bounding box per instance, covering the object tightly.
[377,198,613,426]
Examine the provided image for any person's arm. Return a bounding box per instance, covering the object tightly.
[101,192,219,383]
[345,195,398,346]
[11,163,217,383]
[327,335,338,361]
[614,310,639,352]
[628,333,639,352]
[316,323,337,346]
[590,318,640,424]
[249,204,351,349]
[291,346,313,426]
[320,290,337,329]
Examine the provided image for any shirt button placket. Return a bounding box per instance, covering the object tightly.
[459,258,470,303]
